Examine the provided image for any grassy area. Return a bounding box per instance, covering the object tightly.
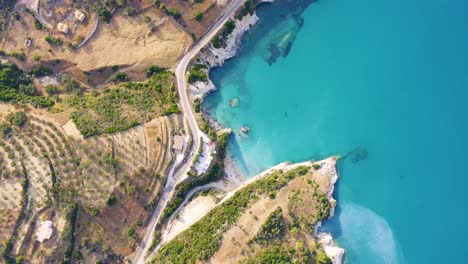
[57,70,179,137]
[151,165,310,263]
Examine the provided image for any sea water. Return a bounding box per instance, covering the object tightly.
[204,0,468,263]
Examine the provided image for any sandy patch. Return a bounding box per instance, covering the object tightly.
[164,196,217,242]
[62,119,83,140]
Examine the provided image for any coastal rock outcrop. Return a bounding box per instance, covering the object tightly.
[189,13,260,96]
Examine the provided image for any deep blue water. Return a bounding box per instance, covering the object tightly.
[204,0,468,263]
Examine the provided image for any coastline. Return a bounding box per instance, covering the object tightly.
[187,2,345,263]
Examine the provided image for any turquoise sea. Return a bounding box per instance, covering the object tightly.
[204,0,468,263]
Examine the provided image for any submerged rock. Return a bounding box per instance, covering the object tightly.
[229,97,239,107]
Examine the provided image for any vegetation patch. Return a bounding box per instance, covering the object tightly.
[58,70,179,137]
[188,65,208,84]
[251,207,286,245]
[152,165,310,263]
[0,63,54,107]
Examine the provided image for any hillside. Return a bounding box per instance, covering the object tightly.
[152,158,341,264]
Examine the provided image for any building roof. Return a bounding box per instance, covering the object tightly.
[57,23,68,34]
[74,10,86,22]
[36,220,54,243]
[173,135,185,151]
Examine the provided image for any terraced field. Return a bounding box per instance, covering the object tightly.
[0,106,179,263]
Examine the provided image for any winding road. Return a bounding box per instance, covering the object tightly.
[132,1,244,263]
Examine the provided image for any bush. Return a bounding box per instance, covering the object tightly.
[30,65,52,77]
[106,193,117,206]
[44,35,63,46]
[223,20,236,37]
[195,12,203,21]
[0,122,11,137]
[188,66,207,84]
[6,111,27,127]
[194,98,201,113]
[33,55,40,62]
[251,207,286,245]
[312,163,321,170]
[167,7,181,20]
[146,65,165,78]
[111,72,129,82]
[33,18,42,30]
[212,36,222,48]
[97,7,112,23]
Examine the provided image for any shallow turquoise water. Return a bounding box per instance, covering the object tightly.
[204,0,468,263]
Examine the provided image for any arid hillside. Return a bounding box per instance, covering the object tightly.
[0,102,180,263]
[152,159,338,264]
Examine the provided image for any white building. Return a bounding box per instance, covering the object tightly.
[57,23,69,34]
[74,10,86,22]
[36,220,54,243]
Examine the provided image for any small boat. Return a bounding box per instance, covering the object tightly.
[240,126,249,133]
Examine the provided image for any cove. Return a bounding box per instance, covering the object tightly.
[204,0,468,263]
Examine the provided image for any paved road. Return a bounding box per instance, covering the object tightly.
[132,1,244,263]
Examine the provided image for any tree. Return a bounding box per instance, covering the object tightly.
[29,65,52,77]
[6,111,27,127]
[195,12,203,21]
[146,65,165,78]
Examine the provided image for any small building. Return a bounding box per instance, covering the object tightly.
[24,39,32,47]
[74,9,86,22]
[173,135,185,152]
[57,23,69,34]
[36,220,54,243]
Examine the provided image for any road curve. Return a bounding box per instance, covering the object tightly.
[132,1,244,263]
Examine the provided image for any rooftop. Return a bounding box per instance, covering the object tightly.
[36,220,54,243]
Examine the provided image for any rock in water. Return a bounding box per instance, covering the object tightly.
[229,97,239,107]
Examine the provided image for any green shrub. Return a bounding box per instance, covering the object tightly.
[111,72,129,82]
[106,193,117,206]
[194,98,201,113]
[44,35,63,46]
[0,122,11,137]
[30,65,52,77]
[188,66,207,83]
[251,207,286,245]
[312,163,321,170]
[223,20,236,37]
[33,18,43,30]
[33,55,40,62]
[146,65,165,78]
[6,111,27,127]
[212,36,222,48]
[97,7,112,23]
[195,12,203,21]
[167,7,181,20]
